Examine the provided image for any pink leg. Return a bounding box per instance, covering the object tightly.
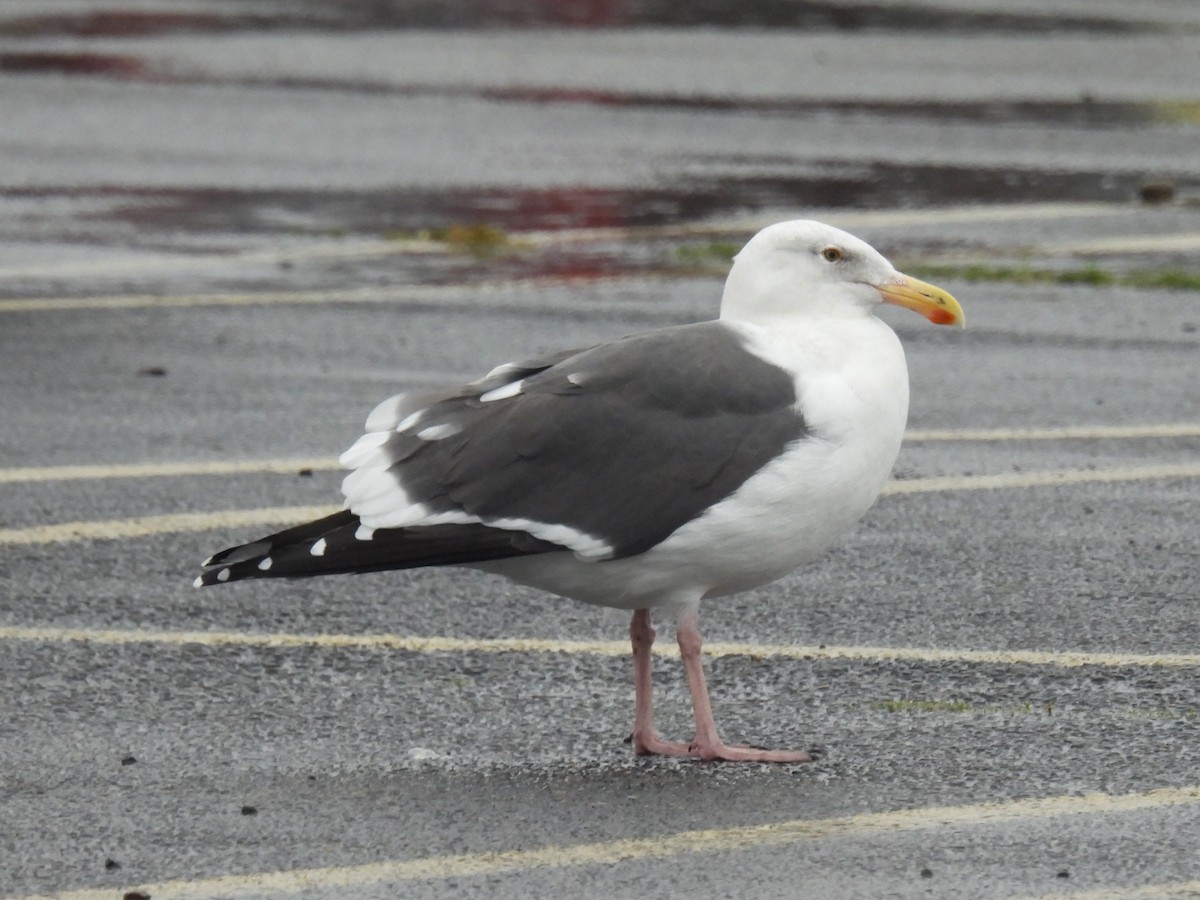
[676,611,811,764]
[628,609,691,756]
[627,609,811,763]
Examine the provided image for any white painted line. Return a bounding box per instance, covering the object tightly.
[1047,231,1200,256]
[1,625,1197,669]
[3,463,1198,546]
[0,272,700,314]
[0,282,502,313]
[8,786,1199,900]
[824,202,1122,228]
[0,239,447,281]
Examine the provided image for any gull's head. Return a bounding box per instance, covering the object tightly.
[720,220,964,328]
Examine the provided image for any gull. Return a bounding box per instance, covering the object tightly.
[197,220,964,763]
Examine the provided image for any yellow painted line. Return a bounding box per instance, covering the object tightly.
[882,462,1200,495]
[0,457,339,484]
[2,625,1198,669]
[3,463,1199,547]
[1016,879,1200,900]
[5,423,1197,484]
[8,786,1200,900]
[905,423,1200,442]
[0,505,337,546]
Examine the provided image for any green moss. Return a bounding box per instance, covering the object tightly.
[1153,100,1200,125]
[877,699,973,714]
[1123,269,1200,291]
[434,224,512,254]
[385,223,516,256]
[1055,267,1114,286]
[671,241,741,265]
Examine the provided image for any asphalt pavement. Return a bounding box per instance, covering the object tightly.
[1,3,1199,899]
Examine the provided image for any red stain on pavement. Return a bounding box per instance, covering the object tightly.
[0,52,156,79]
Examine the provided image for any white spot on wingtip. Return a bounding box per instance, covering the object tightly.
[481,362,520,382]
[193,575,204,589]
[311,538,327,557]
[417,422,461,441]
[217,568,231,582]
[201,555,216,566]
[355,525,375,541]
[258,557,273,571]
[566,372,587,386]
[479,379,524,403]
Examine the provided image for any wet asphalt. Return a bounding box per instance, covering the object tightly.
[2,3,1200,899]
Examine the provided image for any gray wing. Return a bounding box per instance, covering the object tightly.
[341,321,809,561]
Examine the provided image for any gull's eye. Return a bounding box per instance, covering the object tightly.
[821,246,844,263]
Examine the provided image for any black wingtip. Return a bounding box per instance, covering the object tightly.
[194,510,358,587]
[194,512,560,587]
[194,569,224,588]
[195,550,278,587]
[201,539,272,569]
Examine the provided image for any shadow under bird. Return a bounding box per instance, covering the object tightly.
[197,219,964,763]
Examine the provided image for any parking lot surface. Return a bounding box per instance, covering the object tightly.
[2,3,1199,898]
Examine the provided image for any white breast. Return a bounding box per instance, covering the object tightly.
[650,316,909,597]
[478,315,910,612]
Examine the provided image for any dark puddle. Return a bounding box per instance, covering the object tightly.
[306,0,1151,33]
[0,0,1153,35]
[0,51,155,78]
[0,51,1161,130]
[0,53,1170,131]
[0,10,253,38]
[5,166,1190,289]
[484,90,1163,129]
[26,164,1176,240]
[293,80,1168,129]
